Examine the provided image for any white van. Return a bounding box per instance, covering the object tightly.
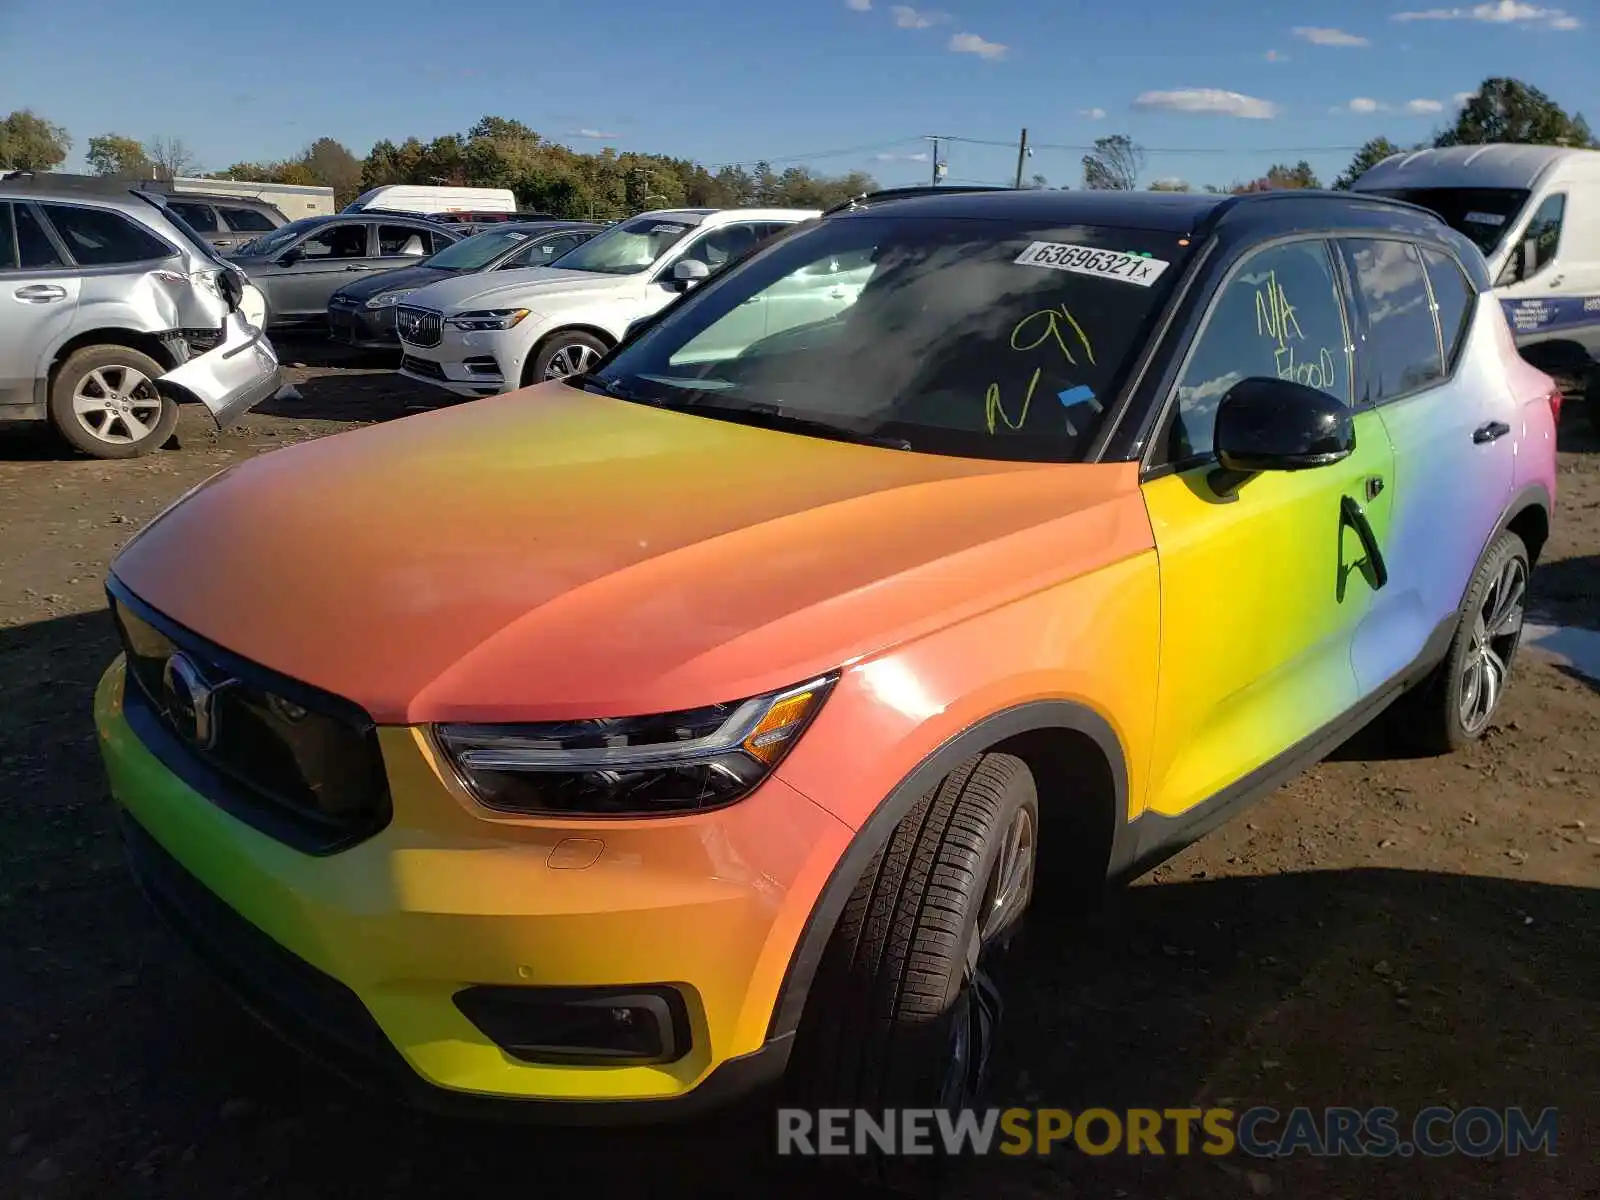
[1350,144,1600,413]
[343,185,516,216]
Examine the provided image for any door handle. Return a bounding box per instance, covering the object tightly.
[14,283,67,303]
[214,239,235,248]
[1340,495,1388,590]
[1473,420,1511,444]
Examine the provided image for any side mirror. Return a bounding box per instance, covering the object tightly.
[671,259,710,290]
[276,246,304,267]
[1211,377,1354,488]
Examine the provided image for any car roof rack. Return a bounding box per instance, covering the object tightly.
[822,184,1013,216]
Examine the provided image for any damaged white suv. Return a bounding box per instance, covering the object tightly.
[0,177,284,458]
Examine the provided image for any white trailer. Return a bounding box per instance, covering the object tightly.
[169,177,335,218]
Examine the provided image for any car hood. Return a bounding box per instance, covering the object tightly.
[109,385,1146,724]
[333,265,452,302]
[405,265,626,313]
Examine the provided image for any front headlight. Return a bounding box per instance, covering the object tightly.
[434,674,837,817]
[365,290,414,310]
[445,308,530,331]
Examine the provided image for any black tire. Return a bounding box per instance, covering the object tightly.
[47,345,177,460]
[1585,369,1600,438]
[525,330,608,385]
[788,752,1038,1185]
[1392,530,1530,754]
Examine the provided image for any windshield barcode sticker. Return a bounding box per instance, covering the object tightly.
[1465,211,1507,226]
[651,224,687,234]
[1015,242,1171,286]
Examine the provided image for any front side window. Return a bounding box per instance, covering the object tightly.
[546,215,698,276]
[672,223,768,272]
[219,205,276,232]
[1519,193,1565,277]
[588,215,1194,462]
[1342,238,1443,402]
[39,203,174,267]
[299,223,370,259]
[1165,239,1350,464]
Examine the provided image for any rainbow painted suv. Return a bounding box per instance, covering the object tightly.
[96,187,1559,1119]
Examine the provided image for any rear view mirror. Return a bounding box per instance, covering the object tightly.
[276,246,304,267]
[1210,377,1354,492]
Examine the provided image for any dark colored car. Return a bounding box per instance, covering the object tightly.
[327,221,602,349]
[226,214,465,331]
[160,195,288,254]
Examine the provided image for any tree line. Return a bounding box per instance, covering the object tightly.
[1080,77,1595,194]
[2,75,1591,216]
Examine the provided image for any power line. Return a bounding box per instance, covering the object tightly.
[713,136,925,170]
[945,133,1367,155]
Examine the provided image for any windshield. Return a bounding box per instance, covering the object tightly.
[545,215,698,275]
[423,227,534,271]
[236,218,323,258]
[587,215,1193,462]
[1363,187,1530,255]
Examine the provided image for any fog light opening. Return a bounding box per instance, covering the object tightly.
[452,984,692,1066]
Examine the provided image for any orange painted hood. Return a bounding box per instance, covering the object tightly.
[111,384,1149,723]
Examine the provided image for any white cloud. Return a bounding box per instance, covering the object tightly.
[874,151,931,162]
[1265,48,1289,61]
[1453,90,1478,105]
[1133,88,1279,119]
[890,4,949,27]
[1293,25,1371,45]
[572,128,620,139]
[845,0,872,10]
[1341,97,1387,113]
[948,31,1007,59]
[1392,2,1579,28]
[1078,106,1108,119]
[1405,97,1445,113]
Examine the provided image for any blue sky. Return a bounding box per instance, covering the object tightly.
[0,0,1591,191]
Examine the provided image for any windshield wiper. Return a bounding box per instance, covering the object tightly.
[683,401,911,451]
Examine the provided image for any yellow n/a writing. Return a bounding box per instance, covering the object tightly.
[1254,270,1335,390]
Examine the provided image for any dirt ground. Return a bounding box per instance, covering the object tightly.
[2,340,1597,1200]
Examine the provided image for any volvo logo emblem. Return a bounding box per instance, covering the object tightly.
[162,652,221,749]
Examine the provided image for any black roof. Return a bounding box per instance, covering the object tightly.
[827,185,1445,237]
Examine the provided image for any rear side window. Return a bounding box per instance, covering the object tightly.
[1421,247,1474,370]
[0,204,15,270]
[378,224,438,256]
[40,203,173,267]
[1341,238,1443,401]
[16,203,65,269]
[168,201,219,232]
[219,206,275,232]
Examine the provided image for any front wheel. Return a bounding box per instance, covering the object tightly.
[47,345,178,459]
[527,330,608,384]
[788,752,1038,1180]
[1394,530,1530,753]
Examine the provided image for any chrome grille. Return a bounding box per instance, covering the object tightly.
[396,306,442,348]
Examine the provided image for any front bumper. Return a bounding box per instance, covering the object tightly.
[328,301,401,350]
[153,312,283,429]
[94,656,851,1113]
[397,322,514,396]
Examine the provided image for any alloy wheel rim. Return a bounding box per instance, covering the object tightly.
[72,366,161,444]
[1459,556,1527,735]
[544,343,597,379]
[937,805,1035,1110]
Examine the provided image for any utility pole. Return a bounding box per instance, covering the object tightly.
[1013,127,1030,188]
[928,136,941,185]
